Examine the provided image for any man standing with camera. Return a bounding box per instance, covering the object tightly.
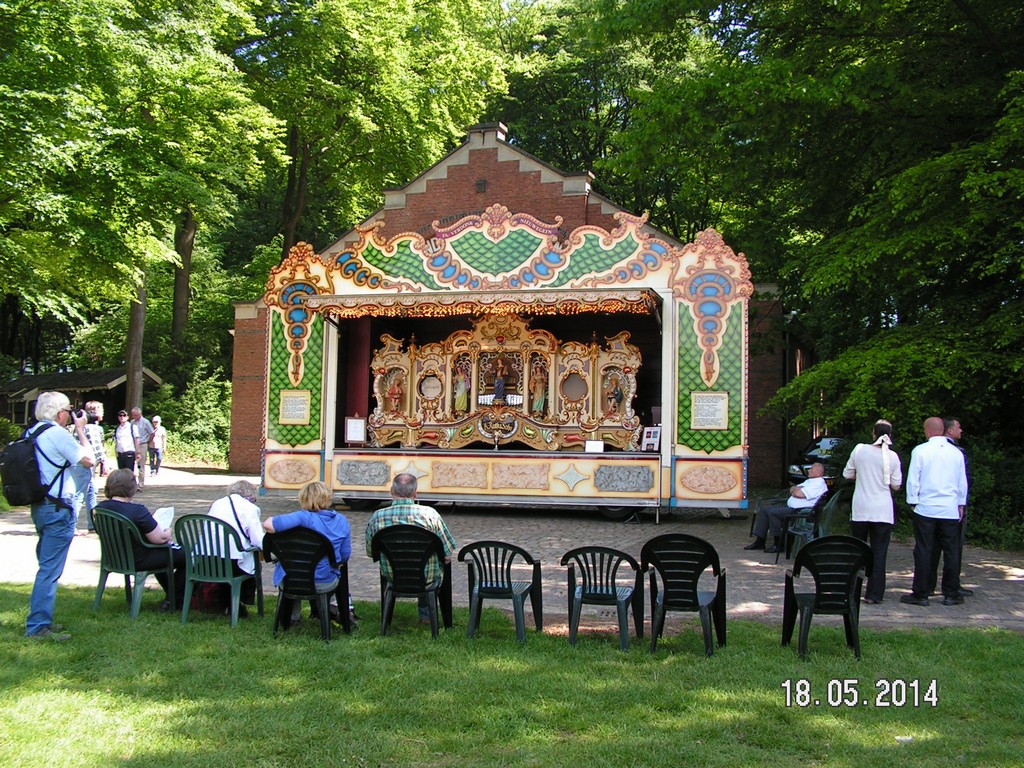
[25,391,95,641]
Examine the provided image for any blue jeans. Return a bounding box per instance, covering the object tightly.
[85,473,98,529]
[26,499,78,636]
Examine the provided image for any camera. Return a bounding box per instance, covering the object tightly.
[73,409,87,421]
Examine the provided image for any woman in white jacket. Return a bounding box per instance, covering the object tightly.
[843,420,903,604]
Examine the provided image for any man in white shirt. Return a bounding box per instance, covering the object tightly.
[113,410,137,470]
[744,463,828,553]
[900,416,969,607]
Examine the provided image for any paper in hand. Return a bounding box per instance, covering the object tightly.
[153,506,175,530]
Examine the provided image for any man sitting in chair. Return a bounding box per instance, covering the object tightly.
[364,473,457,623]
[745,463,828,554]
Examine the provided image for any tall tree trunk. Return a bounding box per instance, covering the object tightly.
[125,281,147,410]
[281,124,310,259]
[172,207,196,348]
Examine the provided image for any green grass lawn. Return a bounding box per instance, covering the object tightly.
[1,584,1021,767]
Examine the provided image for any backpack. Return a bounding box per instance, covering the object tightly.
[0,423,69,507]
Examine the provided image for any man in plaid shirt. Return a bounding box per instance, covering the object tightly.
[365,473,456,621]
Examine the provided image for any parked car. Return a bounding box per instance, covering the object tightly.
[787,436,851,485]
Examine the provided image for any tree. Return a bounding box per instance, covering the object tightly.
[233,0,507,258]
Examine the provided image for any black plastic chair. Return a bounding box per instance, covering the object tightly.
[458,540,543,643]
[560,545,643,651]
[263,528,351,641]
[781,535,873,659]
[640,533,726,656]
[174,514,264,627]
[369,524,453,638]
[93,506,177,618]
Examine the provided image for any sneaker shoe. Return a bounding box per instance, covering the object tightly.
[29,627,71,641]
[942,595,965,606]
[899,594,929,607]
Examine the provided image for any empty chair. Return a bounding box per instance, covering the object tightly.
[640,533,726,656]
[560,546,643,651]
[781,535,873,659]
[263,527,351,641]
[458,540,543,643]
[174,513,264,627]
[369,524,453,638]
[93,506,177,618]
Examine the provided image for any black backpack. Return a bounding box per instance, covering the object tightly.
[0,423,70,507]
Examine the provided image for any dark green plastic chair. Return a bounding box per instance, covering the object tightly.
[458,540,543,643]
[174,514,264,627]
[370,524,453,639]
[93,506,176,618]
[781,535,873,659]
[263,528,351,642]
[640,533,726,656]
[561,545,643,651]
[787,487,851,561]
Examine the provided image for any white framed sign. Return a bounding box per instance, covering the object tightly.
[344,416,367,445]
[690,391,729,431]
[279,390,311,425]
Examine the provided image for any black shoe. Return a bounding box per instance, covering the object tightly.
[942,595,965,606]
[765,545,779,554]
[863,598,882,605]
[958,588,974,597]
[743,540,765,551]
[159,600,174,612]
[900,594,929,607]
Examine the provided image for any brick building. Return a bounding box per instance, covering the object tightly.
[230,123,792,496]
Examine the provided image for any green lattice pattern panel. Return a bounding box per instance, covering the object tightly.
[360,240,442,289]
[267,313,323,446]
[676,306,743,453]
[447,228,546,274]
[548,231,645,287]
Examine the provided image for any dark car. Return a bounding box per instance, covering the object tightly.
[787,436,851,485]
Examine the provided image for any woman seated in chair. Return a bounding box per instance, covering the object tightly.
[207,480,265,616]
[262,481,352,624]
[102,468,186,610]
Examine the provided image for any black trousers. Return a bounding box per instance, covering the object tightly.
[910,514,961,598]
[116,451,136,470]
[135,546,187,604]
[851,521,892,602]
[926,513,967,594]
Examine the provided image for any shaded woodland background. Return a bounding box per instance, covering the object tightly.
[2,0,1021,545]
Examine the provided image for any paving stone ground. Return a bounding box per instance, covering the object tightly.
[3,465,1021,634]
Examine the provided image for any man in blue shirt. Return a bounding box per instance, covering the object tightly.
[25,391,96,640]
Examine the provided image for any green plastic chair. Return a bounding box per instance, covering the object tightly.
[458,540,543,643]
[174,513,264,627]
[93,506,177,618]
[560,545,643,651]
[787,487,852,561]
